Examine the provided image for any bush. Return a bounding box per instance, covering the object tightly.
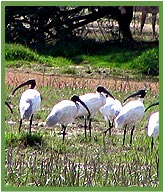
[133,48,159,76]
[5,43,72,67]
[5,44,39,61]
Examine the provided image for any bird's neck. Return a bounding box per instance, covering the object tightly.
[138,98,144,102]
[96,92,104,96]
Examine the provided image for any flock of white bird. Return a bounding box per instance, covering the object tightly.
[5,79,159,148]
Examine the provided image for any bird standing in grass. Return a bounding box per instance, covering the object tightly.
[76,85,115,138]
[100,97,122,135]
[145,101,159,150]
[46,95,90,141]
[115,89,146,146]
[12,79,41,134]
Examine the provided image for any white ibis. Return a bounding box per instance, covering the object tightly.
[11,79,41,134]
[76,85,115,138]
[45,95,90,141]
[115,89,146,146]
[145,101,159,150]
[100,97,122,135]
[5,101,13,114]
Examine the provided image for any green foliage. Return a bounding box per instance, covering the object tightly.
[5,44,39,61]
[22,133,44,147]
[6,42,159,78]
[5,132,22,147]
[52,40,81,58]
[5,44,72,68]
[5,132,44,147]
[132,48,159,76]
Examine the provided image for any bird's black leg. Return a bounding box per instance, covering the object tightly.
[108,120,113,135]
[19,119,23,133]
[123,125,127,146]
[151,137,154,152]
[130,125,135,146]
[103,120,113,136]
[62,125,67,142]
[29,114,33,134]
[88,118,92,138]
[84,117,87,138]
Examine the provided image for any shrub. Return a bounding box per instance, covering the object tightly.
[5,44,39,61]
[133,48,159,76]
[5,44,72,67]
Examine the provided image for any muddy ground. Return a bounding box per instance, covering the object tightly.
[5,68,159,96]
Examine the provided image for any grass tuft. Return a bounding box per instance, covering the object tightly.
[5,132,44,148]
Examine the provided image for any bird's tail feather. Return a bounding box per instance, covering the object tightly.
[46,115,58,127]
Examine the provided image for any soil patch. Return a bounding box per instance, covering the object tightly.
[5,68,159,95]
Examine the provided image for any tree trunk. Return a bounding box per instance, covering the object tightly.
[115,6,134,41]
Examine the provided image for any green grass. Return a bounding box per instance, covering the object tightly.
[5,44,72,68]
[5,42,159,77]
[4,82,159,187]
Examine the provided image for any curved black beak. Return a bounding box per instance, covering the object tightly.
[145,101,159,112]
[123,89,147,103]
[12,79,36,95]
[96,85,115,99]
[5,101,13,114]
[71,95,91,118]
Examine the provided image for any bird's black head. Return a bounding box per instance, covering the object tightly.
[71,95,80,102]
[96,85,115,99]
[123,89,147,103]
[12,79,36,95]
[27,79,36,89]
[71,94,91,118]
[137,89,147,98]
[96,85,105,93]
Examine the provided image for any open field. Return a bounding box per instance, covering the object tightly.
[4,69,159,188]
[3,4,160,189]
[6,69,159,94]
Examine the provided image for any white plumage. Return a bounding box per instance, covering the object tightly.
[46,100,79,127]
[115,99,145,128]
[19,89,41,119]
[145,101,159,150]
[12,79,41,133]
[147,111,159,137]
[76,85,115,138]
[115,89,146,146]
[77,93,106,118]
[100,97,122,134]
[46,95,90,141]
